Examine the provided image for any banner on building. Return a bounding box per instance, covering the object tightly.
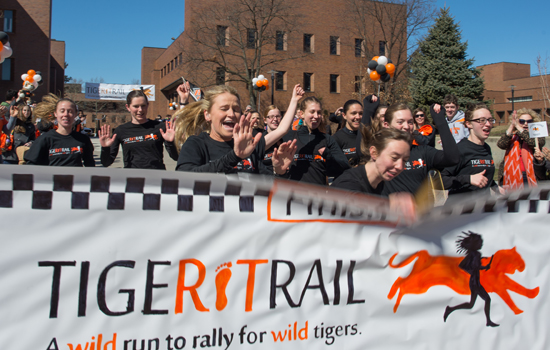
[0,166,548,349]
[85,83,156,101]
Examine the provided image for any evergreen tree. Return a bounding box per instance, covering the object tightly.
[409,7,484,109]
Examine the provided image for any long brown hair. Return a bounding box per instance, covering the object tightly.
[360,127,411,164]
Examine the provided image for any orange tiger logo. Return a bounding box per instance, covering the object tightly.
[387,247,539,314]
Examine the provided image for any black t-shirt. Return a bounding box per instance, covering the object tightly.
[331,165,384,195]
[382,145,440,195]
[441,139,496,194]
[100,120,178,169]
[282,127,350,185]
[332,127,359,166]
[176,132,271,174]
[24,130,95,167]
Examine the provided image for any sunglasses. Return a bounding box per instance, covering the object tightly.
[415,114,425,118]
[518,119,534,125]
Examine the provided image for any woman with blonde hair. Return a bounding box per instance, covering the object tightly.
[173,84,296,174]
[497,108,546,188]
[24,94,94,167]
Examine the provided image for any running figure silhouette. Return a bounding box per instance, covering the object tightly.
[444,231,499,327]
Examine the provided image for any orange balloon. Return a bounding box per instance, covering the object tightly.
[28,70,36,76]
[372,56,379,62]
[256,80,263,87]
[25,76,34,82]
[370,71,380,81]
[265,84,269,91]
[0,42,3,52]
[263,79,269,86]
[389,71,395,78]
[386,63,396,74]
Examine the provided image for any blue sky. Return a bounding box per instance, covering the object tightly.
[52,0,550,85]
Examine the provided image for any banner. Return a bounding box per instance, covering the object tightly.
[85,83,156,101]
[0,166,548,349]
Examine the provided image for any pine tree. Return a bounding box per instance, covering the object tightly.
[409,7,484,109]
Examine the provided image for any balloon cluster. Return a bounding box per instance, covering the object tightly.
[367,56,395,83]
[21,69,43,93]
[252,75,269,91]
[169,102,178,111]
[0,32,13,64]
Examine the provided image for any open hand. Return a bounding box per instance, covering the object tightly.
[272,139,297,174]
[160,119,176,142]
[233,114,261,159]
[98,124,117,148]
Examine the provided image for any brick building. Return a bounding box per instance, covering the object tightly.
[479,62,550,124]
[0,1,65,102]
[142,0,405,118]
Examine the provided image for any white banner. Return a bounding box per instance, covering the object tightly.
[0,166,548,349]
[85,83,156,101]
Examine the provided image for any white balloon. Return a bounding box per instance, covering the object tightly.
[377,56,388,66]
[2,46,12,58]
[252,78,258,84]
[32,81,39,89]
[19,93,25,99]
[367,68,371,74]
[4,42,10,47]
[258,75,265,80]
[34,74,42,82]
[21,74,28,81]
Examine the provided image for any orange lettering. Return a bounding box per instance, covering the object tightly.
[175,259,209,313]
[237,259,268,312]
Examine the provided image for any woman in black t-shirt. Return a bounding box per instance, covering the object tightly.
[25,95,95,167]
[441,103,501,194]
[98,89,179,169]
[332,100,363,166]
[173,85,296,174]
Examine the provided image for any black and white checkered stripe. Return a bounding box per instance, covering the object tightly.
[0,172,273,213]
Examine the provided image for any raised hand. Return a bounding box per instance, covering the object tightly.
[160,119,176,142]
[291,84,305,102]
[433,104,441,114]
[98,124,117,148]
[176,81,191,105]
[470,169,488,188]
[233,114,261,159]
[272,139,297,174]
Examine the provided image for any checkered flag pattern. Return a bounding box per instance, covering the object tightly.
[0,169,274,213]
[426,185,550,218]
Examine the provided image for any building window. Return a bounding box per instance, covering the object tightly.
[276,31,287,51]
[1,58,12,81]
[379,41,386,56]
[330,36,340,55]
[303,34,314,53]
[2,10,14,33]
[175,56,178,68]
[216,67,226,85]
[179,53,183,65]
[355,76,362,93]
[355,39,365,57]
[330,74,340,93]
[217,26,228,46]
[171,60,174,71]
[275,71,286,91]
[247,29,257,49]
[303,73,313,92]
[508,96,533,103]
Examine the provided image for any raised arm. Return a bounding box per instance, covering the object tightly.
[430,104,460,168]
[98,124,120,167]
[264,84,304,149]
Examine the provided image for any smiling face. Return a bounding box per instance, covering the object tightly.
[266,108,282,132]
[54,101,77,131]
[444,103,457,120]
[250,112,260,129]
[466,108,493,144]
[300,101,323,132]
[385,109,414,134]
[414,111,425,127]
[126,96,149,124]
[205,92,242,142]
[343,103,363,131]
[370,139,410,181]
[22,105,32,119]
[518,114,533,131]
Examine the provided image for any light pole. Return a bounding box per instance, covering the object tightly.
[267,70,277,105]
[510,85,516,116]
